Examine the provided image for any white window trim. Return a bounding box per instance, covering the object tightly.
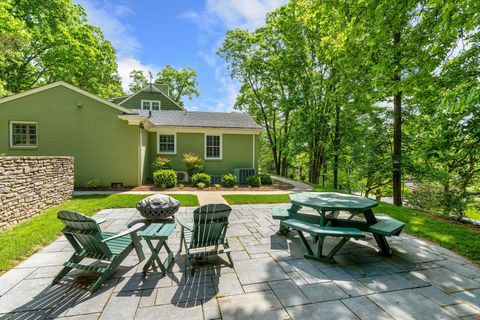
[205,134,222,160]
[141,99,161,111]
[9,121,38,148]
[157,132,176,154]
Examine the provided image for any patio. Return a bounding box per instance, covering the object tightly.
[1,204,479,319]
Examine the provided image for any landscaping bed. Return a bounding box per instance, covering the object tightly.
[128,178,293,192]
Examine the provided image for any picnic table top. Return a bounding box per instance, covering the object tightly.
[289,192,378,212]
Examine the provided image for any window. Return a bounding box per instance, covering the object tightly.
[157,133,176,154]
[141,100,161,111]
[205,135,222,159]
[10,122,37,148]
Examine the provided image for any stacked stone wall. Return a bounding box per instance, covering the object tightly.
[0,156,74,228]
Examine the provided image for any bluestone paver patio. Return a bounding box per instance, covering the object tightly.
[1,204,480,319]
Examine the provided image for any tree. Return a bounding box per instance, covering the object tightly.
[128,70,148,93]
[0,0,123,98]
[155,65,199,106]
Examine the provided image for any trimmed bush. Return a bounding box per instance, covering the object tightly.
[222,173,237,188]
[214,184,221,189]
[87,178,101,189]
[197,182,205,190]
[153,169,177,188]
[152,156,172,171]
[259,173,272,185]
[192,172,211,187]
[246,175,261,187]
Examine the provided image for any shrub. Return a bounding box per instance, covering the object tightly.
[197,182,205,190]
[183,153,203,180]
[246,175,261,187]
[192,172,211,187]
[152,156,172,171]
[153,169,177,188]
[214,184,221,189]
[178,183,185,189]
[221,173,237,188]
[87,178,101,189]
[259,173,272,185]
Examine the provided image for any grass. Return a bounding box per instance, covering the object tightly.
[222,194,291,204]
[0,194,199,273]
[223,188,480,263]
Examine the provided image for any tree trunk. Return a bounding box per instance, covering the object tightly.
[281,157,288,177]
[333,104,340,189]
[392,31,403,207]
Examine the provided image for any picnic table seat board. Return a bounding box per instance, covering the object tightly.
[53,210,145,292]
[282,218,365,263]
[368,214,406,236]
[178,203,234,274]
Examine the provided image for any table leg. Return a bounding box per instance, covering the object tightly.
[363,209,392,256]
[143,239,172,275]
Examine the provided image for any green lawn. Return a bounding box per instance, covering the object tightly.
[223,190,480,263]
[0,194,198,273]
[222,194,291,204]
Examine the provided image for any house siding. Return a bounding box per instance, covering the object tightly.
[119,91,182,110]
[146,131,259,181]
[0,86,139,187]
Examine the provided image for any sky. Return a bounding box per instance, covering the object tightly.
[75,0,288,112]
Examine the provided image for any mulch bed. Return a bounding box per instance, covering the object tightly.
[76,178,294,192]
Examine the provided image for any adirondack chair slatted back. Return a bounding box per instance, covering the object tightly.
[191,204,232,248]
[58,210,113,259]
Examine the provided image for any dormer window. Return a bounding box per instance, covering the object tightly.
[141,100,161,111]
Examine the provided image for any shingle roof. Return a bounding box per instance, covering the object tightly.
[133,110,262,129]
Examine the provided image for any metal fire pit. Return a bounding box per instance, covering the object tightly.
[136,194,180,220]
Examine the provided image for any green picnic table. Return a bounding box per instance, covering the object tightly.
[275,192,404,262]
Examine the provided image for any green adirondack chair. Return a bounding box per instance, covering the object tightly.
[178,204,234,274]
[53,210,145,292]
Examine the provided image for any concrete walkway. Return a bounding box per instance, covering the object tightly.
[1,204,479,319]
[271,176,312,192]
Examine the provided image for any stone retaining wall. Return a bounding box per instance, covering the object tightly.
[0,156,74,228]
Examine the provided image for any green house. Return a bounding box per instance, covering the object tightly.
[0,82,261,187]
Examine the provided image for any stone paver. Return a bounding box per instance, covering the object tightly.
[1,204,479,319]
[368,289,457,319]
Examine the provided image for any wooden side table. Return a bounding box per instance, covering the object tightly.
[139,222,176,275]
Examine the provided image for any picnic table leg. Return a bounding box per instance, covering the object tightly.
[363,209,392,256]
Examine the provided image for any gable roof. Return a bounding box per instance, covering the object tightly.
[0,81,136,114]
[113,83,185,110]
[134,110,262,130]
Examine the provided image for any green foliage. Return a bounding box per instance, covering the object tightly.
[0,194,199,273]
[183,153,203,180]
[218,0,480,210]
[155,65,199,106]
[246,175,261,187]
[221,173,238,188]
[192,172,211,187]
[259,173,273,185]
[129,70,148,93]
[86,178,101,189]
[196,182,205,190]
[153,170,177,188]
[151,156,172,171]
[0,0,123,98]
[214,184,221,189]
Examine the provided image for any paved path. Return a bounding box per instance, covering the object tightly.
[1,205,479,319]
[271,175,312,192]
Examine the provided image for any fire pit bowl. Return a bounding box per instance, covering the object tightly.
[136,194,180,220]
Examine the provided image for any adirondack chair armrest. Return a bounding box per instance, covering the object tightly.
[177,216,193,231]
[95,218,107,225]
[101,223,145,243]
